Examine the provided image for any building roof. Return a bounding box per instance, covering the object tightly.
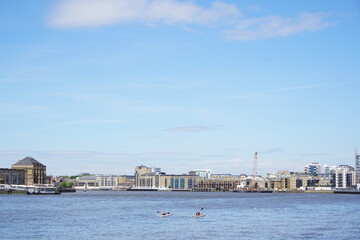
[78,176,97,180]
[12,157,45,167]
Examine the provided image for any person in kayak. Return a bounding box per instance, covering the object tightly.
[195,211,200,216]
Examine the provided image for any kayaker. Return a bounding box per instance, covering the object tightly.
[196,211,200,216]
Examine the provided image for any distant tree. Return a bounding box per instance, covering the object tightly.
[61,182,74,189]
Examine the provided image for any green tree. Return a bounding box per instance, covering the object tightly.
[61,182,74,188]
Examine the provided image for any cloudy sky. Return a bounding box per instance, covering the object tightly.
[0,0,359,176]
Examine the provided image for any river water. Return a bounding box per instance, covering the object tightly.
[1,191,359,240]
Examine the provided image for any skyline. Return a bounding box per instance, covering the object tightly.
[0,0,359,175]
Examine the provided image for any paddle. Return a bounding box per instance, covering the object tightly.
[195,208,204,217]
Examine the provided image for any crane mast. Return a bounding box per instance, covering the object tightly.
[252,152,258,178]
[251,152,258,189]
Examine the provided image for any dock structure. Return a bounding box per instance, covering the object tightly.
[0,184,60,195]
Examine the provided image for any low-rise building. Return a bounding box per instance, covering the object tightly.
[75,175,122,190]
[97,175,118,189]
[11,157,46,185]
[0,168,25,185]
[134,165,201,191]
[75,176,99,189]
[117,175,135,190]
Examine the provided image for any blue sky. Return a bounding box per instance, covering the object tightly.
[0,0,359,176]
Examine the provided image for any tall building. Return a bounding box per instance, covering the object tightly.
[11,157,46,185]
[134,165,151,187]
[134,165,162,188]
[356,149,360,184]
[334,165,356,189]
[305,162,321,174]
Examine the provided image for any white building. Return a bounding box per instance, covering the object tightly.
[75,175,118,190]
[334,165,356,189]
[97,175,118,189]
[323,164,337,174]
[305,162,321,174]
[190,169,211,179]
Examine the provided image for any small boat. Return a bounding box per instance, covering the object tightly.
[157,212,173,217]
[192,214,206,218]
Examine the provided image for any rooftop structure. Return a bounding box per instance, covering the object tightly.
[12,157,45,167]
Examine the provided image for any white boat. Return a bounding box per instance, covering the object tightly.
[157,212,173,217]
[192,214,206,218]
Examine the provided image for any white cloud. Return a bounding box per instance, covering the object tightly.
[47,1,332,39]
[223,12,330,40]
[48,0,240,28]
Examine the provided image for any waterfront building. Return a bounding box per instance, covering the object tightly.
[75,176,98,189]
[134,165,201,190]
[97,175,118,189]
[268,172,323,191]
[334,165,356,189]
[0,168,25,185]
[137,171,200,190]
[170,174,200,190]
[266,178,282,190]
[304,162,321,174]
[193,174,254,192]
[75,175,123,190]
[136,171,168,189]
[196,178,239,191]
[317,173,333,188]
[134,165,159,187]
[117,175,135,190]
[11,157,46,185]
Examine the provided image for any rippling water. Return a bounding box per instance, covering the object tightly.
[1,191,359,240]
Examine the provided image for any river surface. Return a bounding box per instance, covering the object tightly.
[1,191,359,240]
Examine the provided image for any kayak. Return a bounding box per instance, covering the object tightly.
[157,213,173,217]
[192,214,206,218]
